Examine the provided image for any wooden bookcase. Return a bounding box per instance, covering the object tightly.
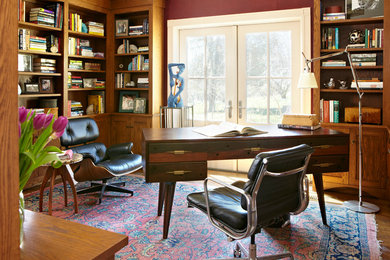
[313,0,389,199]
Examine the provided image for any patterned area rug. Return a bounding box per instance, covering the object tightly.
[24,175,380,259]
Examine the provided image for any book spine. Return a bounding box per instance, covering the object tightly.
[335,28,339,49]
[333,100,339,123]
[320,99,324,122]
[329,100,334,123]
[323,100,329,123]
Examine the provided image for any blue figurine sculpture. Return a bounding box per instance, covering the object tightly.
[167,63,185,108]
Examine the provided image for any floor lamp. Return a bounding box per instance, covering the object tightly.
[299,45,380,214]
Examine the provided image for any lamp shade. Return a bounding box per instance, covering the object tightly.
[298,71,318,89]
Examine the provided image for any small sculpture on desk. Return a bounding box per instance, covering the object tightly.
[324,78,336,89]
[338,80,348,89]
[167,63,185,108]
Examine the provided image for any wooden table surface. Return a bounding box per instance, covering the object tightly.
[21,210,128,259]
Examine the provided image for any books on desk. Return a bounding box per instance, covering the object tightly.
[278,124,321,131]
[193,122,267,137]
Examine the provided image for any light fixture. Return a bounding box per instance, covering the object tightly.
[301,45,380,214]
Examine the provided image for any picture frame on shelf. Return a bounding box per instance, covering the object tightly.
[118,91,139,113]
[83,78,97,88]
[39,77,54,93]
[346,0,384,19]
[18,54,32,72]
[134,97,146,114]
[24,83,39,94]
[116,19,128,36]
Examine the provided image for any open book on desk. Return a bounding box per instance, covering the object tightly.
[193,122,267,137]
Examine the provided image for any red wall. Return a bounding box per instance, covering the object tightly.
[165,0,313,20]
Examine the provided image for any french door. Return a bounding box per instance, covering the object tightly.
[178,21,303,172]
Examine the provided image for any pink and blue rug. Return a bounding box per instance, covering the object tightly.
[24,175,380,259]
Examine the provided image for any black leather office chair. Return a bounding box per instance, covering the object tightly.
[187,144,314,259]
[61,117,142,204]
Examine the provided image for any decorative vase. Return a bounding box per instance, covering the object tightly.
[19,191,25,247]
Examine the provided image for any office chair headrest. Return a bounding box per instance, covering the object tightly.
[60,117,99,147]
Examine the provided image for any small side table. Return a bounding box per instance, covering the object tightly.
[39,153,83,215]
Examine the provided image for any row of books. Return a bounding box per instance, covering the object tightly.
[18,1,63,28]
[88,93,104,114]
[69,13,104,36]
[45,3,63,28]
[128,18,149,36]
[18,30,59,53]
[67,73,105,89]
[320,99,340,123]
[68,37,93,56]
[33,58,56,73]
[128,55,149,71]
[364,28,384,48]
[69,60,83,70]
[118,40,149,54]
[321,27,339,50]
[115,73,149,88]
[322,60,346,67]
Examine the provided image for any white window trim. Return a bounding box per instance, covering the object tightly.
[167,7,312,113]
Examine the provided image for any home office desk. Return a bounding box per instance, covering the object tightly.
[142,125,349,239]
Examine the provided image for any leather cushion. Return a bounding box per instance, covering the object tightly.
[97,154,142,176]
[71,143,106,164]
[187,181,248,233]
[61,118,99,147]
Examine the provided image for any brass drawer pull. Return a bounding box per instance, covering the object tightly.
[312,163,335,168]
[313,145,332,149]
[244,147,262,152]
[167,170,192,175]
[166,150,191,155]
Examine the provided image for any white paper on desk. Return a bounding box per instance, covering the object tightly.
[193,122,267,137]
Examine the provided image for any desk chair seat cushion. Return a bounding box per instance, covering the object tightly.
[97,153,142,175]
[187,181,248,233]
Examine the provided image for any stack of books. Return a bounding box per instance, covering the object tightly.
[351,78,383,89]
[138,46,149,52]
[95,80,105,88]
[29,8,55,27]
[85,62,101,71]
[137,77,149,88]
[29,36,46,52]
[33,58,56,73]
[278,114,321,130]
[69,60,83,70]
[70,76,82,88]
[351,53,376,67]
[320,99,340,123]
[322,12,345,21]
[129,25,143,36]
[322,60,346,67]
[68,37,94,56]
[70,100,84,116]
[86,21,104,36]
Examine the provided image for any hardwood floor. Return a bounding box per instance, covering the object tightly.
[208,170,390,259]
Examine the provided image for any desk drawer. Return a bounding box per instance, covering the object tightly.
[148,142,207,163]
[146,162,207,182]
[308,155,349,174]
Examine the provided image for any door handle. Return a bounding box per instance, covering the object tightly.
[238,100,246,119]
[226,100,233,119]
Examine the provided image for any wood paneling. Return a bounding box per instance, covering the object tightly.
[384,2,390,126]
[69,0,110,12]
[111,0,165,10]
[0,0,19,258]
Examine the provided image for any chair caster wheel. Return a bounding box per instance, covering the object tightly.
[233,249,241,258]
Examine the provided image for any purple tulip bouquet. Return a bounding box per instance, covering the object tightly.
[18,107,68,192]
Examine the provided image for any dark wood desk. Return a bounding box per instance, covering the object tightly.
[142,125,349,239]
[21,210,128,259]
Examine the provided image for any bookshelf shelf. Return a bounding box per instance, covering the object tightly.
[320,17,383,25]
[115,88,149,91]
[19,93,62,98]
[18,50,62,56]
[68,88,106,91]
[68,31,106,39]
[114,52,149,56]
[115,70,149,73]
[320,48,383,53]
[68,69,105,73]
[18,72,62,76]
[18,21,62,32]
[115,34,149,40]
[320,89,383,93]
[320,66,383,70]
[68,55,105,60]
[69,114,104,119]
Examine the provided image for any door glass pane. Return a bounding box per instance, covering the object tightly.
[187,37,205,77]
[246,79,267,123]
[187,79,205,121]
[206,78,226,121]
[206,35,225,77]
[270,78,291,123]
[270,31,291,77]
[246,33,267,77]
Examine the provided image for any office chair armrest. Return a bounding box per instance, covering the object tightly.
[291,175,310,215]
[204,177,254,240]
[106,142,134,158]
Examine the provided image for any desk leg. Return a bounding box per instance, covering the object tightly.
[59,168,68,207]
[65,164,79,214]
[49,168,56,215]
[313,174,327,226]
[163,182,176,239]
[157,182,166,216]
[39,167,52,212]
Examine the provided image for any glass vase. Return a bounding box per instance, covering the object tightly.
[19,191,25,247]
